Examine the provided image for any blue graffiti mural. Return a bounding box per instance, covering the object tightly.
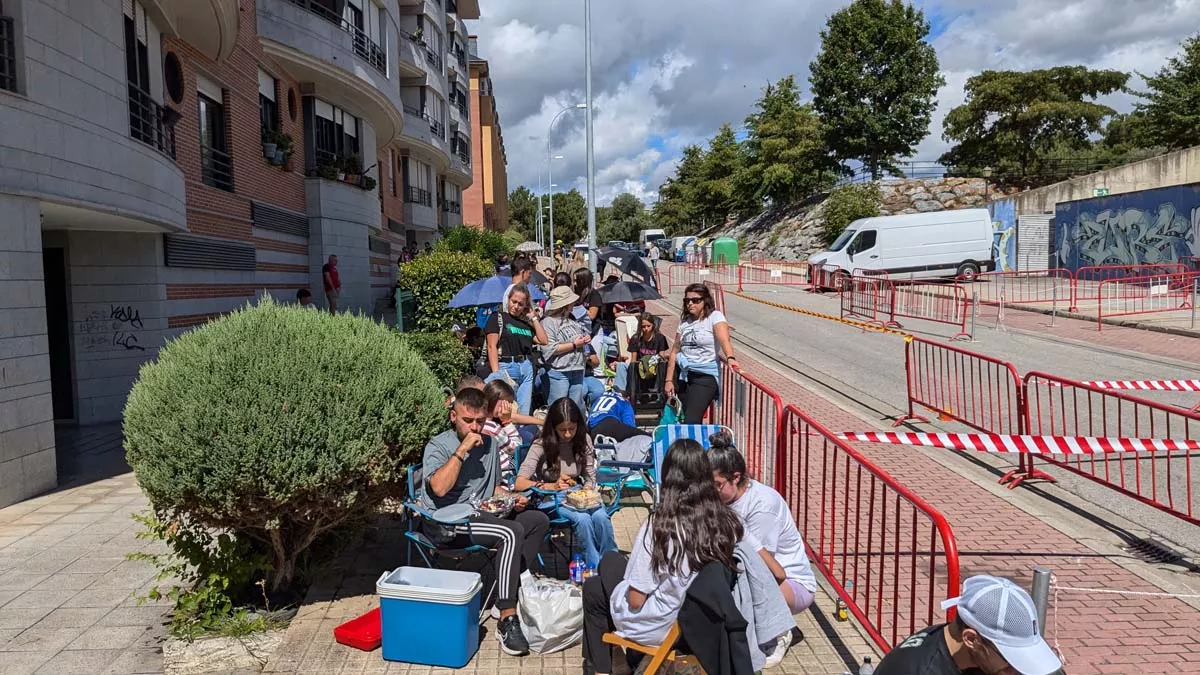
[1055,184,1200,272]
[989,199,1017,272]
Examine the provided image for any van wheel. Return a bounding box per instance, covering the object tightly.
[956,261,980,281]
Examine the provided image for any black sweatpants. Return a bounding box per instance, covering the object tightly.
[678,372,719,424]
[590,417,649,443]
[582,551,631,673]
[438,509,549,610]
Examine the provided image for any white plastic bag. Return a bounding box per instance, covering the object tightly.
[517,574,583,653]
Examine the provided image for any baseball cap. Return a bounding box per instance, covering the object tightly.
[942,575,1062,675]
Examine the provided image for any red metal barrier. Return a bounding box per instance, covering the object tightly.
[896,337,1024,436]
[809,263,846,293]
[703,280,726,314]
[1073,264,1189,310]
[1095,271,1197,330]
[841,273,891,327]
[780,405,961,652]
[1022,372,1200,525]
[715,360,784,487]
[737,261,810,291]
[964,269,1073,308]
[666,263,740,293]
[887,283,971,340]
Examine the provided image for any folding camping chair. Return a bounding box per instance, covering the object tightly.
[603,622,699,675]
[511,444,576,572]
[401,464,499,619]
[594,424,733,513]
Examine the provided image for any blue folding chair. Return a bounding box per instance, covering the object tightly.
[512,444,576,572]
[594,424,733,512]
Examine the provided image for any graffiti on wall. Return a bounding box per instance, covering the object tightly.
[1055,183,1200,272]
[989,199,1017,272]
[79,304,147,352]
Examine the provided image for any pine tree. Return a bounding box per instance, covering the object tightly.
[1135,35,1200,150]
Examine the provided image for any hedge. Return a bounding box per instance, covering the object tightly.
[398,249,494,332]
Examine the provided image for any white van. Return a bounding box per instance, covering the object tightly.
[638,228,667,253]
[808,208,994,281]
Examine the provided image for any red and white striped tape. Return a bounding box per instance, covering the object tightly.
[1082,380,1200,392]
[838,431,1200,454]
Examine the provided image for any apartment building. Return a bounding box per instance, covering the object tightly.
[0,0,480,507]
[462,35,507,232]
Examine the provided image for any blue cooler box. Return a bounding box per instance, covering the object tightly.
[377,567,483,667]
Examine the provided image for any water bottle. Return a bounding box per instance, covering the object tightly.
[584,563,596,581]
[858,656,875,675]
[570,554,584,584]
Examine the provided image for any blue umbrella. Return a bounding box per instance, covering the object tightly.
[448,275,546,308]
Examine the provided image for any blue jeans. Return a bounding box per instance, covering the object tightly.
[547,369,586,414]
[583,376,606,412]
[613,362,630,394]
[558,506,617,567]
[486,359,534,415]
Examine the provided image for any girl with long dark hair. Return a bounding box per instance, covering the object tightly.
[514,398,616,567]
[664,282,740,423]
[484,284,548,415]
[580,440,743,674]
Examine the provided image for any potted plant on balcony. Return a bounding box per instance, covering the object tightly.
[411,27,424,45]
[320,159,339,181]
[341,155,363,184]
[272,131,293,167]
[360,175,377,191]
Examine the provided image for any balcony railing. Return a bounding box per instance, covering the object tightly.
[403,103,421,117]
[429,118,445,140]
[456,48,467,69]
[128,84,177,159]
[0,16,15,93]
[442,199,461,214]
[200,145,234,192]
[405,185,432,207]
[424,47,442,71]
[286,0,387,75]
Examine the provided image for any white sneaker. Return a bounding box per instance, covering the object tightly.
[762,628,793,668]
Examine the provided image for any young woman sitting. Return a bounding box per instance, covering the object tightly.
[514,398,617,568]
[709,429,816,664]
[614,312,670,396]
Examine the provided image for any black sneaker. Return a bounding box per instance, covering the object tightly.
[497,615,530,656]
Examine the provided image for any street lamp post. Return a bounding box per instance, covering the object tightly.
[546,103,586,253]
[584,0,598,271]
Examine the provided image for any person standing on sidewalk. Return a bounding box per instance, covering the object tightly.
[321,255,341,314]
[664,283,740,424]
[484,284,547,416]
[874,575,1062,675]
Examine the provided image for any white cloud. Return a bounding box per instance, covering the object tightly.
[467,0,1200,206]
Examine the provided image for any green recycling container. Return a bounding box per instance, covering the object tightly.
[711,237,739,266]
[395,289,416,332]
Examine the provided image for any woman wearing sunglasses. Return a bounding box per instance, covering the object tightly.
[664,283,740,424]
[484,283,548,415]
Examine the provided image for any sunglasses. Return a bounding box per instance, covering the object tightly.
[684,297,704,305]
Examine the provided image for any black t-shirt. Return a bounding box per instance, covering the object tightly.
[628,333,669,359]
[875,624,982,675]
[587,289,617,335]
[484,312,535,360]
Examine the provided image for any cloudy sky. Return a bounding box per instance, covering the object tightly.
[468,0,1200,206]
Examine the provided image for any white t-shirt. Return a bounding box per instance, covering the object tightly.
[676,310,727,364]
[649,247,661,261]
[611,518,761,645]
[729,480,818,592]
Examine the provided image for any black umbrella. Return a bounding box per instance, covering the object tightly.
[594,281,662,304]
[500,270,549,287]
[595,247,657,287]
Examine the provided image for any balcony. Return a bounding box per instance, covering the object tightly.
[1,15,15,92]
[128,84,178,159]
[284,0,387,75]
[456,48,468,70]
[429,118,445,141]
[424,46,443,72]
[442,199,461,214]
[405,186,432,207]
[201,146,235,192]
[404,185,437,231]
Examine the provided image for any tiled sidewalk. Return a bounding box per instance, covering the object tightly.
[653,297,1200,673]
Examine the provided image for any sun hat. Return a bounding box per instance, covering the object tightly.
[942,575,1062,675]
[546,286,580,312]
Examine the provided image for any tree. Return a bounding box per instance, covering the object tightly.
[694,124,752,223]
[741,77,835,206]
[1135,35,1200,150]
[810,0,944,179]
[940,67,1129,180]
[549,188,587,244]
[653,145,706,235]
[600,193,648,243]
[507,186,539,239]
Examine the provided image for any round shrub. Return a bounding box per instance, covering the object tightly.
[399,249,494,331]
[123,297,445,590]
[398,331,473,392]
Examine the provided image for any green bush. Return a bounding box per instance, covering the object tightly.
[399,249,494,331]
[439,225,514,262]
[821,183,882,246]
[123,297,445,596]
[399,331,473,391]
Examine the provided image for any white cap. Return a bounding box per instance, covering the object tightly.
[942,575,1062,675]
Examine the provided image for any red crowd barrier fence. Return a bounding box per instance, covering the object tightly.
[665,263,740,294]
[737,261,810,291]
[895,337,1024,435]
[964,269,1073,308]
[1073,264,1189,310]
[715,360,784,487]
[841,273,892,327]
[809,263,845,293]
[703,280,726,314]
[780,405,961,652]
[887,283,971,340]
[1095,271,1197,330]
[1022,372,1200,525]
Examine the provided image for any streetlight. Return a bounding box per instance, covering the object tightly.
[547,103,586,250]
[528,135,545,248]
[548,155,565,251]
[583,0,598,271]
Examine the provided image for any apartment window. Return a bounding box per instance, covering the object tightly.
[198,78,233,191]
[310,98,360,170]
[258,70,278,143]
[428,94,445,139]
[123,1,175,157]
[0,1,16,93]
[404,157,432,207]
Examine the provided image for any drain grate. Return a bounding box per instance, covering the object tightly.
[1125,536,1199,571]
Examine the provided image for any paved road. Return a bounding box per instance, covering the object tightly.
[680,285,1200,554]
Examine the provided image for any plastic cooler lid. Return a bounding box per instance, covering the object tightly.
[377,567,483,604]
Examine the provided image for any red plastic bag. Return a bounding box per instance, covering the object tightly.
[334,607,382,651]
